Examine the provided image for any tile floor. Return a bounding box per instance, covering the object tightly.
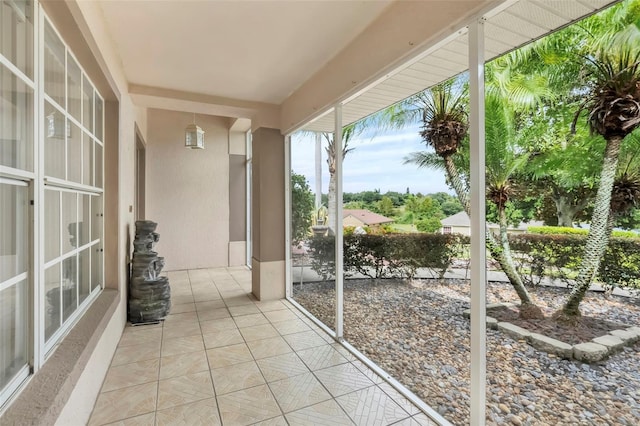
[89,267,435,426]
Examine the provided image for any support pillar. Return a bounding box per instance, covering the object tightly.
[469,19,487,426]
[251,127,286,300]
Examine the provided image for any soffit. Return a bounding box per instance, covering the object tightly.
[301,0,618,132]
[97,0,394,105]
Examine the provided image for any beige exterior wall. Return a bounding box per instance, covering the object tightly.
[251,128,285,300]
[343,216,366,228]
[146,109,230,271]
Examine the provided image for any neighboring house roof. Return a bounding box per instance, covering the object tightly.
[440,211,543,230]
[343,209,393,225]
[440,211,472,227]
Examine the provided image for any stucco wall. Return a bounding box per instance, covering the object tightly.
[146,109,230,270]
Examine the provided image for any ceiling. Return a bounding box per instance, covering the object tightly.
[302,0,618,132]
[98,0,394,105]
[95,0,619,132]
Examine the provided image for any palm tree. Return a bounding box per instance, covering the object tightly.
[560,30,640,319]
[322,124,357,231]
[402,80,544,318]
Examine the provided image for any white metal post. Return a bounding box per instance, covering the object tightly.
[469,19,487,426]
[334,105,344,338]
[284,135,292,299]
[315,132,322,210]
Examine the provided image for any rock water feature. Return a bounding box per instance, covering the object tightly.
[129,220,171,323]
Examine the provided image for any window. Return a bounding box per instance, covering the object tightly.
[42,15,104,353]
[0,1,105,407]
[0,180,29,399]
[443,226,452,234]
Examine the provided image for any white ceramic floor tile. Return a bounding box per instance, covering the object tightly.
[217,384,282,425]
[239,323,279,342]
[336,385,409,426]
[157,371,215,410]
[257,352,310,383]
[118,327,162,348]
[155,397,221,426]
[206,343,253,369]
[89,382,157,425]
[297,344,348,371]
[246,335,293,359]
[211,360,265,394]
[268,372,332,413]
[161,334,204,357]
[285,399,355,426]
[234,313,269,328]
[283,330,329,351]
[203,328,245,349]
[101,358,159,392]
[314,363,375,397]
[103,412,156,426]
[111,341,161,367]
[159,350,209,380]
[271,319,311,335]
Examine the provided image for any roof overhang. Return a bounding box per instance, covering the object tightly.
[291,0,619,134]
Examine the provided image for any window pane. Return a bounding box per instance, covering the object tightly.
[61,191,77,254]
[45,263,61,342]
[44,20,65,108]
[44,101,65,179]
[62,255,77,322]
[66,53,81,121]
[79,248,90,304]
[0,0,34,78]
[67,121,81,183]
[91,244,102,291]
[82,76,93,133]
[44,189,60,263]
[95,96,103,141]
[79,193,90,246]
[95,143,103,188]
[0,63,33,172]
[0,182,27,282]
[82,133,92,186]
[91,194,102,242]
[0,279,28,390]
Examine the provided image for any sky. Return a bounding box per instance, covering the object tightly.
[290,124,453,196]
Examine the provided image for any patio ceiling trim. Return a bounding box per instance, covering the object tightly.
[128,84,281,129]
[298,0,618,134]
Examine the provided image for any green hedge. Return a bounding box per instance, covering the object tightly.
[308,233,468,280]
[509,233,640,290]
[307,232,640,290]
[528,226,639,239]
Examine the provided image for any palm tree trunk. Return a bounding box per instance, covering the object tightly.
[444,157,470,212]
[495,208,540,316]
[327,172,336,232]
[444,157,541,317]
[562,136,623,317]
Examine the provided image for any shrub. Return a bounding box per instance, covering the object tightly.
[509,233,640,290]
[308,233,467,280]
[528,226,639,239]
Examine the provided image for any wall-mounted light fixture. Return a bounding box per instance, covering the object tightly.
[46,111,71,139]
[185,113,205,149]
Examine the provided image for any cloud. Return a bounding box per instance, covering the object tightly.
[291,128,452,195]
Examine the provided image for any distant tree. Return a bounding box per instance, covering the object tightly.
[291,172,315,244]
[376,196,396,217]
[416,217,442,233]
[441,200,463,217]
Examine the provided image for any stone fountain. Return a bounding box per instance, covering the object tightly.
[128,220,171,323]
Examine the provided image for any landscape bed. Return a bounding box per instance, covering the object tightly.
[293,278,640,425]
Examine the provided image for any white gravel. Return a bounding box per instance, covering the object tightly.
[293,278,640,425]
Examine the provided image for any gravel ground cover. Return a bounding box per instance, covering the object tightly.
[292,278,640,425]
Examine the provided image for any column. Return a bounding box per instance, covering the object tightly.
[251,127,286,300]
